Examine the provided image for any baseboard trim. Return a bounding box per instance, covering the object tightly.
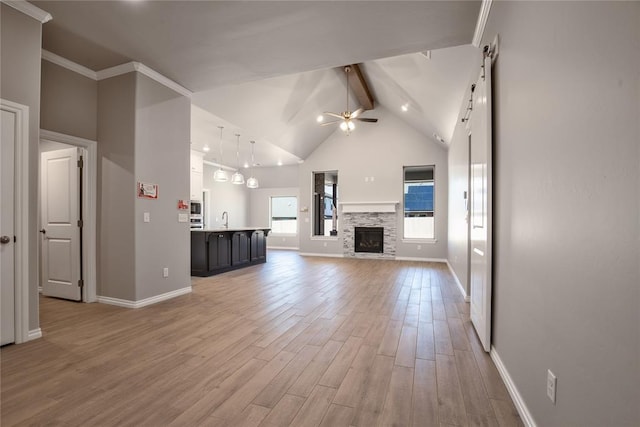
[446,260,470,302]
[299,252,344,258]
[97,286,192,309]
[490,347,537,427]
[267,246,300,251]
[27,328,42,341]
[395,256,448,263]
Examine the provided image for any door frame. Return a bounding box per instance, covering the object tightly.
[1,99,30,344]
[40,129,97,303]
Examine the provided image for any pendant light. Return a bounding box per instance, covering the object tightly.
[213,126,229,182]
[231,133,245,185]
[246,140,259,189]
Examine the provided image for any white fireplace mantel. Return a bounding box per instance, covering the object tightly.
[339,201,399,213]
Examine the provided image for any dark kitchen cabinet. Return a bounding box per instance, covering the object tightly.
[251,230,266,262]
[208,232,231,271]
[191,228,270,277]
[232,232,250,266]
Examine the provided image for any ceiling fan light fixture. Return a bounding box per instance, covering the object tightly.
[340,120,355,133]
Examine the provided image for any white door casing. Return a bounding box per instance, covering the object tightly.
[469,53,493,352]
[41,147,82,301]
[41,129,97,303]
[1,109,16,345]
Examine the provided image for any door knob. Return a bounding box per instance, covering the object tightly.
[0,236,11,244]
[40,229,46,234]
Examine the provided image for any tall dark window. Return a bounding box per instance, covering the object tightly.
[403,165,435,239]
[313,171,338,236]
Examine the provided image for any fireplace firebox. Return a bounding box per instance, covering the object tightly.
[354,227,384,253]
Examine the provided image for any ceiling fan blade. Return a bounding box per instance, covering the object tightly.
[351,107,364,119]
[320,120,341,126]
[356,117,378,123]
[323,112,344,119]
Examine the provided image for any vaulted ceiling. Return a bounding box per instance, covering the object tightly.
[33,0,482,167]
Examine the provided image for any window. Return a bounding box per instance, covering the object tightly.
[270,196,297,234]
[403,165,435,239]
[313,171,338,237]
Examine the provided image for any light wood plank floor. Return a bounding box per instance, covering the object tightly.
[1,251,523,426]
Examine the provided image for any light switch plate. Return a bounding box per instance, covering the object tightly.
[178,213,188,223]
[143,212,150,223]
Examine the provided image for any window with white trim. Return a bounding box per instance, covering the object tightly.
[270,196,297,234]
[403,165,435,239]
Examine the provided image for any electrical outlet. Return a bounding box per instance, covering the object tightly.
[547,370,557,404]
[417,245,422,250]
[323,242,327,247]
[163,267,169,278]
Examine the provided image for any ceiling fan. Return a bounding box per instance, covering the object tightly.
[319,65,378,134]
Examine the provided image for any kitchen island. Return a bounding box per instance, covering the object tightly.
[191,228,271,277]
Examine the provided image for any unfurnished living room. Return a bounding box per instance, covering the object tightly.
[1,1,638,426]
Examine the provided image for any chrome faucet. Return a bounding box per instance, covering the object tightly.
[222,211,229,228]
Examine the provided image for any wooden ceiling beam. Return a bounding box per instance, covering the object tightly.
[346,63,375,111]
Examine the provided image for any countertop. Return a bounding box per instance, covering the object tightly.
[191,227,271,233]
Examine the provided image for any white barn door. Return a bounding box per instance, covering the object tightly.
[469,52,493,352]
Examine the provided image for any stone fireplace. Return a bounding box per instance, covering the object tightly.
[340,202,398,259]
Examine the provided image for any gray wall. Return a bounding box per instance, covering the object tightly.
[299,105,448,259]
[134,73,191,300]
[40,60,97,141]
[1,4,43,331]
[203,163,249,229]
[469,2,639,425]
[97,73,136,301]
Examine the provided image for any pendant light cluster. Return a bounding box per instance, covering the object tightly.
[212,126,259,189]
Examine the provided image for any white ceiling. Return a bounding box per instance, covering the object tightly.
[33,0,483,167]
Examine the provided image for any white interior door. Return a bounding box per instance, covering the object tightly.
[1,109,16,345]
[469,54,493,352]
[41,147,82,301]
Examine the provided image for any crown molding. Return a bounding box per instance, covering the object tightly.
[97,62,192,98]
[472,0,492,47]
[2,0,52,23]
[42,50,98,80]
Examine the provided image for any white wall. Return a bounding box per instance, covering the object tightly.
[299,105,448,259]
[465,2,639,426]
[203,163,249,228]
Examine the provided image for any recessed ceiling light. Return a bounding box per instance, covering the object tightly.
[316,115,324,123]
[203,145,210,152]
[277,161,283,166]
[244,162,249,169]
[401,104,409,112]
